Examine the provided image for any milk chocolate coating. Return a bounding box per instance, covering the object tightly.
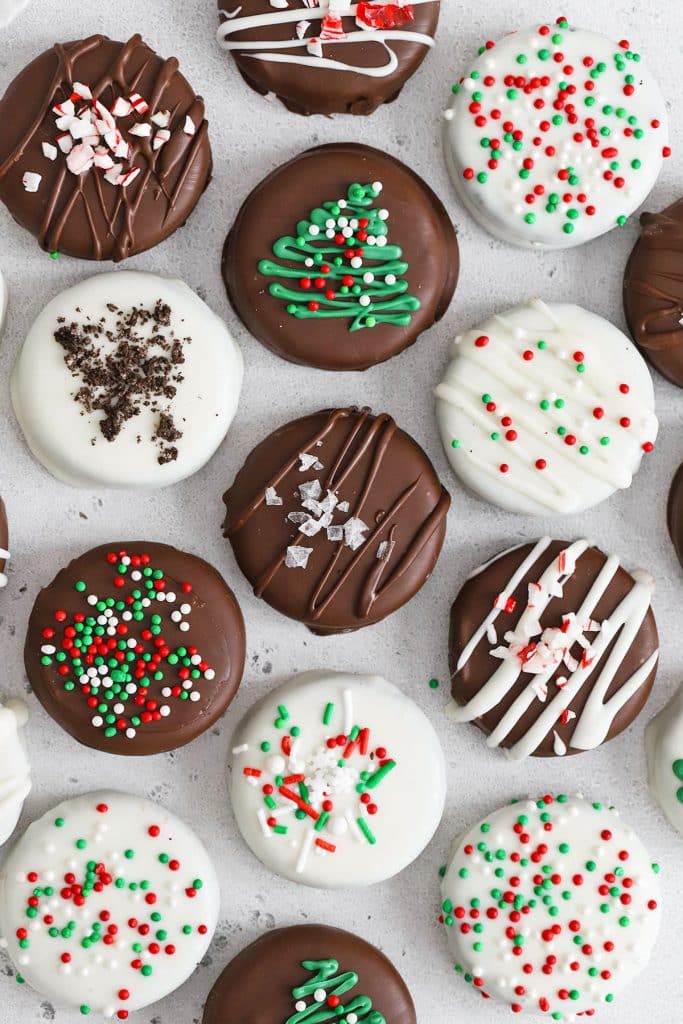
[223,142,459,371]
[25,542,245,755]
[203,924,417,1024]
[0,35,212,261]
[216,0,440,116]
[449,541,658,757]
[0,497,8,584]
[223,407,450,634]
[667,463,683,567]
[624,198,683,387]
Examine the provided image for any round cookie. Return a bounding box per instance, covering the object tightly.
[0,35,212,261]
[25,542,246,756]
[440,794,661,1019]
[203,924,417,1024]
[0,496,8,589]
[435,299,658,515]
[229,670,446,888]
[0,700,31,846]
[223,142,459,372]
[223,406,450,634]
[624,198,683,387]
[448,538,659,759]
[12,271,243,489]
[0,791,218,1018]
[216,1,440,117]
[646,684,683,838]
[443,17,669,249]
[667,463,683,567]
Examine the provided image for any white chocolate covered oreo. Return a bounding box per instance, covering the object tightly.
[435,300,657,515]
[443,17,669,249]
[229,670,446,889]
[440,794,661,1019]
[0,699,31,846]
[11,271,243,488]
[0,791,219,1018]
[646,685,683,838]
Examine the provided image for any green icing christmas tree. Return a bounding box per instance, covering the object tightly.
[284,958,386,1024]
[259,182,420,332]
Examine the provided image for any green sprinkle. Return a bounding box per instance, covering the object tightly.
[323,702,334,725]
[428,678,440,690]
[451,438,460,449]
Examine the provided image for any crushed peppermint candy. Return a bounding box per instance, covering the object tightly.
[22,171,42,193]
[37,80,189,189]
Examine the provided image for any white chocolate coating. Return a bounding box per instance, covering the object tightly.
[435,300,657,515]
[646,685,683,838]
[11,271,243,489]
[229,670,446,889]
[443,21,668,249]
[0,791,219,1017]
[441,794,661,1020]
[0,700,31,846]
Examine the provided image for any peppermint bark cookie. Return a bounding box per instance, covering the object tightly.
[0,36,211,260]
[0,791,218,1019]
[0,700,31,846]
[435,300,657,515]
[223,142,459,371]
[448,538,659,759]
[12,272,243,489]
[443,17,669,249]
[646,685,683,838]
[25,543,246,755]
[203,924,417,1024]
[217,1,440,117]
[439,794,661,1020]
[229,671,446,888]
[223,407,450,634]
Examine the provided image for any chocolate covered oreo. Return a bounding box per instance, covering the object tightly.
[0,35,212,261]
[25,542,246,755]
[448,538,659,758]
[223,143,458,371]
[223,407,450,634]
[624,198,683,388]
[216,1,440,117]
[204,924,417,1024]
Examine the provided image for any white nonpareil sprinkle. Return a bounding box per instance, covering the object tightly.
[265,486,283,506]
[22,171,42,192]
[285,545,314,569]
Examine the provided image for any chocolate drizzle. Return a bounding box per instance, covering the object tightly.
[624,198,683,387]
[0,35,212,261]
[223,407,450,634]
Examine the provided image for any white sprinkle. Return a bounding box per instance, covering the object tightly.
[179,622,190,632]
[314,989,326,1003]
[160,705,172,716]
[126,728,136,739]
[350,256,363,269]
[363,272,375,284]
[92,716,103,727]
[385,273,397,285]
[232,743,249,755]
[359,295,371,307]
[204,669,215,681]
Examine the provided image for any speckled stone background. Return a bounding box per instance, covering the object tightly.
[0,2,681,1022]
